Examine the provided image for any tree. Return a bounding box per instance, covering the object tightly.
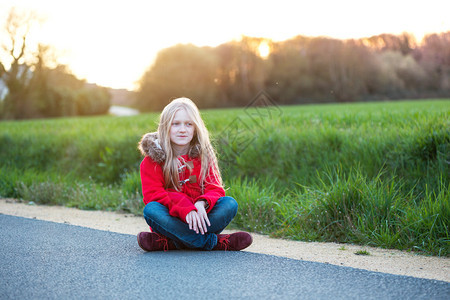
[418,32,450,93]
[0,8,111,119]
[136,44,220,111]
[265,36,314,104]
[136,37,270,111]
[364,32,417,55]
[214,37,268,107]
[0,8,40,119]
[271,37,378,102]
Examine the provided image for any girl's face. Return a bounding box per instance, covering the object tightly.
[170,108,195,149]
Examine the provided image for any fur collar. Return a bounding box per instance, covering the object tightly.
[138,132,200,163]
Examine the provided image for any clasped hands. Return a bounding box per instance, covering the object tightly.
[185,200,210,235]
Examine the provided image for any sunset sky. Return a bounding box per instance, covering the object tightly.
[1,0,449,90]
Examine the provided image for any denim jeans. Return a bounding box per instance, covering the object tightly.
[143,196,238,250]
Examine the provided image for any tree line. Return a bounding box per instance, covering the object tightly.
[136,32,450,111]
[2,8,449,119]
[0,9,110,120]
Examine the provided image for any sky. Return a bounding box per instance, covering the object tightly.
[1,0,449,90]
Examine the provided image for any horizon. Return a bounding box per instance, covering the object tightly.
[1,0,449,90]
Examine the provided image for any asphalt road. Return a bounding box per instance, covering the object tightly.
[1,214,449,299]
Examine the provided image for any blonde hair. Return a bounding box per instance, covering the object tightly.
[158,97,222,191]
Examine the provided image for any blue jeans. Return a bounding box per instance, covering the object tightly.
[143,196,238,250]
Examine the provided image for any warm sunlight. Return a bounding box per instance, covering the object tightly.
[258,41,271,59]
[1,0,449,90]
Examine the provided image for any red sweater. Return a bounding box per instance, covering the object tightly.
[140,155,225,222]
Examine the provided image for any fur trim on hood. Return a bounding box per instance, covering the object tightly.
[138,132,200,163]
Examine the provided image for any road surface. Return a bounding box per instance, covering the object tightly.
[1,214,448,299]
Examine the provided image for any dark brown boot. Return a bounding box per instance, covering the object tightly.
[137,232,177,251]
[213,232,253,251]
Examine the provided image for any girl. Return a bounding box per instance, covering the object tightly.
[137,97,253,251]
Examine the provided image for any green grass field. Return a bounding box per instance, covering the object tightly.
[1,99,449,256]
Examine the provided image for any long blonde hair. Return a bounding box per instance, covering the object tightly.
[158,97,222,191]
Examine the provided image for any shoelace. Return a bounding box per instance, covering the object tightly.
[156,234,170,251]
[217,234,231,251]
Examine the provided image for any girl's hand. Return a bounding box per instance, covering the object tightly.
[186,201,210,235]
[194,200,210,234]
[186,210,204,234]
[186,210,198,234]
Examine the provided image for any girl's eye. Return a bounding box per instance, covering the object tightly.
[172,122,180,126]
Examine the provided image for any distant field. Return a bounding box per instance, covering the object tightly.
[1,99,449,255]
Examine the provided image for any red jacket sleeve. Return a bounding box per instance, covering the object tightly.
[140,156,196,222]
[193,166,226,213]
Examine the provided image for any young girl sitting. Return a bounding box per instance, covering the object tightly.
[137,97,253,251]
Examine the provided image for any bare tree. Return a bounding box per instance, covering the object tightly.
[0,7,41,119]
